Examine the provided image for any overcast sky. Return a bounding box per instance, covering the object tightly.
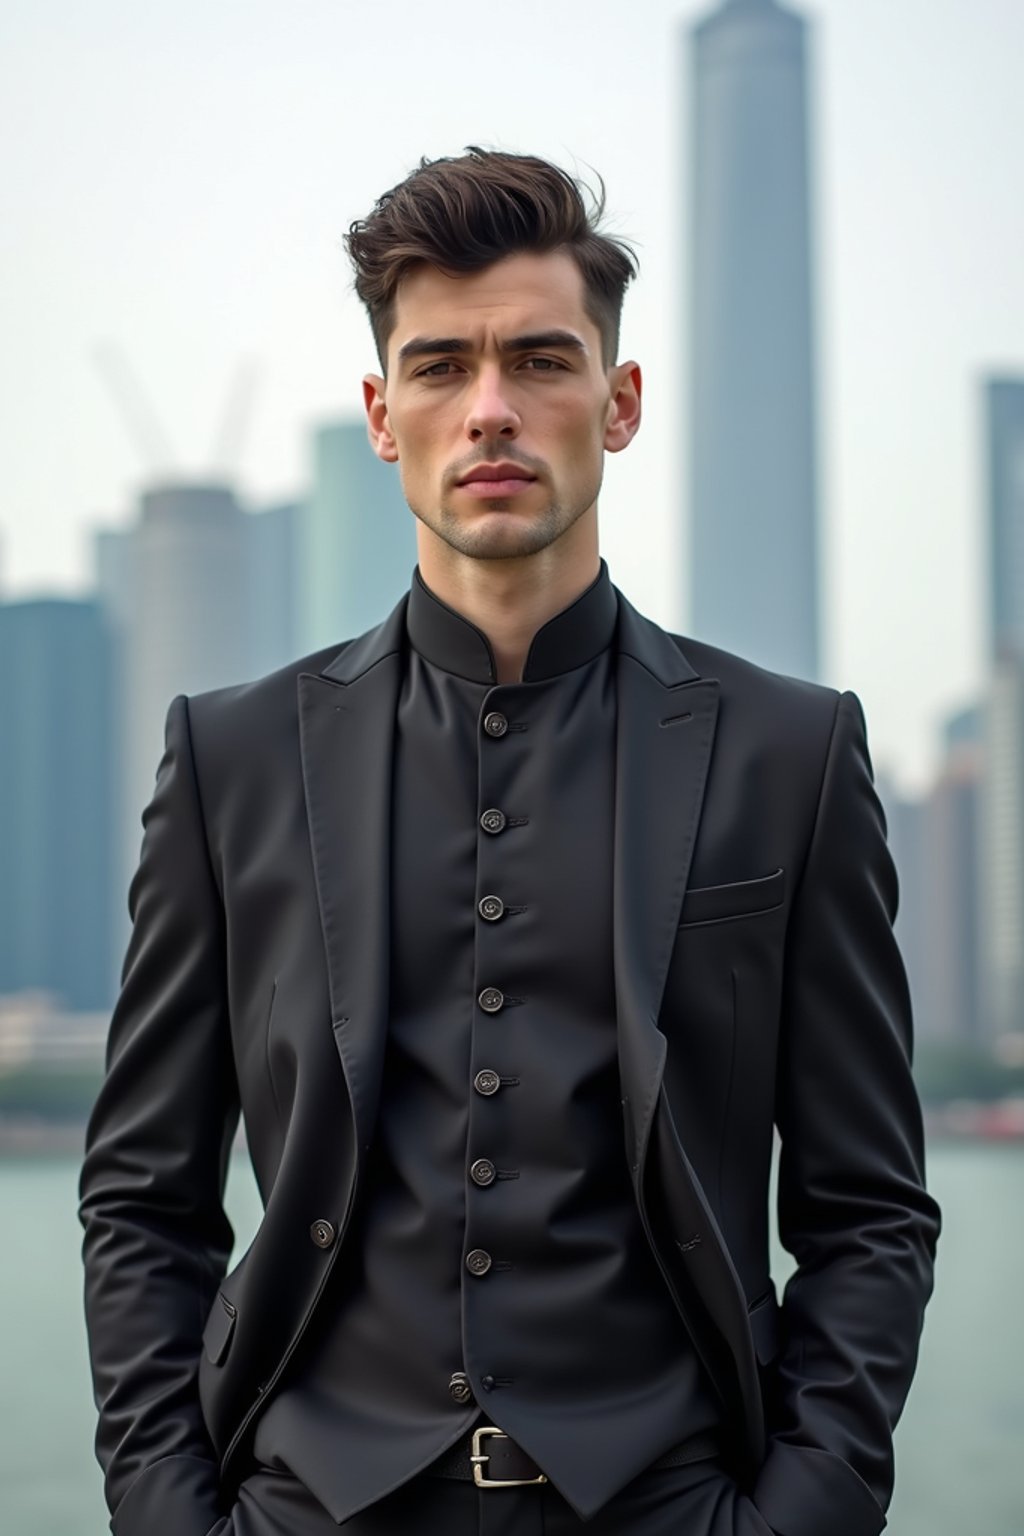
[2,0,1022,789]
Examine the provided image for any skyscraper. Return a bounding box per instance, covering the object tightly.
[96,483,253,961]
[298,420,417,653]
[247,499,301,678]
[688,0,820,680]
[984,375,1024,662]
[977,658,1024,1038]
[0,599,115,1009]
[920,734,982,1042]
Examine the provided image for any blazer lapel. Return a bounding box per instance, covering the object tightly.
[297,596,407,1164]
[612,593,720,1178]
[612,594,763,1457]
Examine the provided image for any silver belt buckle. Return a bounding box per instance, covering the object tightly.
[470,1425,548,1488]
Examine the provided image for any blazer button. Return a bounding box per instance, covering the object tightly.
[448,1371,474,1404]
[470,1158,497,1187]
[480,808,507,835]
[478,895,505,922]
[474,1069,500,1096]
[309,1219,336,1249]
[478,987,504,1013]
[466,1248,492,1277]
[483,711,508,738]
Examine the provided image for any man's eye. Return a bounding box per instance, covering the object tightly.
[418,361,459,377]
[524,357,563,371]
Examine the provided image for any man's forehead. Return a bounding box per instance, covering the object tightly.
[391,251,594,343]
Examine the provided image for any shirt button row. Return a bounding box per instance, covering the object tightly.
[483,711,508,738]
[480,808,507,835]
[474,1069,500,1096]
[478,895,504,922]
[478,987,504,1013]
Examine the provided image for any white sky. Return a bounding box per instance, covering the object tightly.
[2,0,1023,790]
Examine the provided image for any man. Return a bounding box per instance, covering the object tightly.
[80,148,940,1536]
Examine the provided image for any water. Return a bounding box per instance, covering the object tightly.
[1,1142,1021,1534]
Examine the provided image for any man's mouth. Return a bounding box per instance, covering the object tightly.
[456,463,538,497]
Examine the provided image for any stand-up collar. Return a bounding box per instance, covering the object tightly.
[406,559,619,684]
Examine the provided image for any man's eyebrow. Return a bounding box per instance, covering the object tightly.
[395,329,590,365]
[500,330,589,355]
[396,336,470,363]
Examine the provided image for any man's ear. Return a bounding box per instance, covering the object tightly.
[363,374,399,462]
[603,361,642,454]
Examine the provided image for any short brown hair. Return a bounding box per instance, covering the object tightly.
[344,147,638,370]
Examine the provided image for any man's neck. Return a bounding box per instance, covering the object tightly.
[416,538,602,684]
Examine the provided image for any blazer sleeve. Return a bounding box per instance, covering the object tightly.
[751,690,941,1536]
[79,694,239,1536]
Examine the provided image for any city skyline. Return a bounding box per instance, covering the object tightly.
[2,0,1024,789]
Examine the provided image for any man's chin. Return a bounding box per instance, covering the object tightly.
[426,504,565,561]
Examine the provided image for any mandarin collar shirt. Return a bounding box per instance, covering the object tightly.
[404,556,619,684]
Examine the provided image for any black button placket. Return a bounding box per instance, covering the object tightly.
[463,685,528,1382]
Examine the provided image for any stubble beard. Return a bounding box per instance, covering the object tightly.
[412,477,602,562]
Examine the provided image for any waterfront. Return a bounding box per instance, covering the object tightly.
[1,1142,1021,1534]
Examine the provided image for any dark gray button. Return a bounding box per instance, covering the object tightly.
[474,1069,500,1096]
[481,1374,495,1391]
[478,895,504,922]
[480,808,507,835]
[309,1219,336,1249]
[448,1371,473,1404]
[470,1158,497,1187]
[478,987,504,1013]
[466,1248,492,1277]
[483,711,508,738]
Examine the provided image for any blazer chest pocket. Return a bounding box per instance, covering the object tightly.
[202,1292,236,1366]
[678,867,785,928]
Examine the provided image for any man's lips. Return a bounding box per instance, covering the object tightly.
[456,463,538,497]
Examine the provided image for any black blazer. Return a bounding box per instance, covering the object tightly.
[79,587,940,1536]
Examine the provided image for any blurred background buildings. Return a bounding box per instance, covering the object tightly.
[0,427,412,1018]
[1,0,1022,1104]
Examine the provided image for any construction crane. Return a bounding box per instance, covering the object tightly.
[92,341,178,477]
[92,342,260,482]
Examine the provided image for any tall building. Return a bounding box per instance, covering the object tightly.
[0,599,115,1009]
[688,0,820,680]
[298,420,417,653]
[247,499,301,678]
[875,772,929,1039]
[975,379,1024,1040]
[879,710,982,1046]
[96,483,253,962]
[985,376,1024,662]
[93,524,136,987]
[977,657,1024,1038]
[920,734,982,1042]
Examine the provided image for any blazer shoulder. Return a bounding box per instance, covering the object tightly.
[170,639,362,804]
[183,592,409,747]
[671,631,841,725]
[657,631,859,819]
[180,641,343,738]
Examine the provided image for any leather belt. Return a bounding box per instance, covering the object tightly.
[427,1424,722,1489]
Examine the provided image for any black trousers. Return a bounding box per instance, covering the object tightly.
[217,1460,774,1535]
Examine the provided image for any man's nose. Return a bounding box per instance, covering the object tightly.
[465,368,520,440]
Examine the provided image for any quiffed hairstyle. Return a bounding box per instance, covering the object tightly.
[345,146,638,370]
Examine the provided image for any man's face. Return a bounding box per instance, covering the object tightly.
[363,250,641,563]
